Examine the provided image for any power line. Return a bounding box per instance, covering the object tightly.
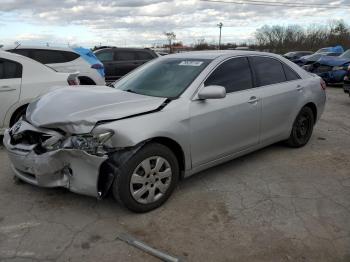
[200,0,349,9]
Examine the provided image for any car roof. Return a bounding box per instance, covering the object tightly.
[163,50,282,60]
[94,47,155,52]
[3,45,74,52]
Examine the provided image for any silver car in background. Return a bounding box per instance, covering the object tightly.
[3,51,326,212]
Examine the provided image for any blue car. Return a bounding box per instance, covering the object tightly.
[296,52,340,67]
[305,49,350,84]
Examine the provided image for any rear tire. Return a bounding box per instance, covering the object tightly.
[286,107,314,148]
[78,77,96,85]
[112,143,179,213]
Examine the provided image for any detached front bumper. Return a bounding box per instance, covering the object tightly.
[3,123,107,197]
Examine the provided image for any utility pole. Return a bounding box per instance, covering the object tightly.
[217,22,223,50]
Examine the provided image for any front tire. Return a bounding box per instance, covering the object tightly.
[287,107,315,148]
[112,143,179,213]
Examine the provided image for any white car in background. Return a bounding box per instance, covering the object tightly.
[0,51,79,134]
[5,46,105,85]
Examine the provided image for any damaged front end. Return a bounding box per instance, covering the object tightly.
[3,120,113,197]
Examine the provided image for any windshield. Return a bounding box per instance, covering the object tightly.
[316,48,329,53]
[306,54,322,61]
[114,58,211,98]
[340,50,350,59]
[284,52,295,57]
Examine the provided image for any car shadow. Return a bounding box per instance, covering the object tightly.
[1,138,291,215]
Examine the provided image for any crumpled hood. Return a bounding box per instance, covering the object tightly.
[317,56,350,67]
[26,86,167,134]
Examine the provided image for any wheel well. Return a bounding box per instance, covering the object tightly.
[304,102,317,124]
[149,137,186,175]
[10,104,28,127]
[78,76,96,85]
[97,137,186,198]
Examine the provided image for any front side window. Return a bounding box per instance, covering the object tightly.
[205,57,253,93]
[114,58,211,98]
[250,56,286,87]
[96,51,113,62]
[0,59,22,79]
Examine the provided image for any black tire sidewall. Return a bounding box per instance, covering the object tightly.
[113,143,179,213]
[289,107,314,147]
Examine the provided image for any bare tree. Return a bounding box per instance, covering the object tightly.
[254,20,350,53]
[164,32,176,53]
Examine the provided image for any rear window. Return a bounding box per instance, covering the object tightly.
[31,50,79,64]
[282,64,300,81]
[0,58,22,79]
[137,51,154,60]
[250,56,286,87]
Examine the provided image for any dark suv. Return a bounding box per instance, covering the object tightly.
[94,47,158,82]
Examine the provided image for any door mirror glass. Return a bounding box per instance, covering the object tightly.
[198,85,226,100]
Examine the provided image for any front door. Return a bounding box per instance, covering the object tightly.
[190,57,260,167]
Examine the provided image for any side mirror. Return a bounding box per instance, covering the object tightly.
[198,85,226,100]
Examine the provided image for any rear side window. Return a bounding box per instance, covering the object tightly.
[0,59,22,79]
[31,50,79,64]
[115,51,137,61]
[282,64,300,81]
[205,57,253,93]
[95,51,113,62]
[137,51,154,60]
[250,56,286,87]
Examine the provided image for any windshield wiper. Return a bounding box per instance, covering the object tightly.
[125,89,139,94]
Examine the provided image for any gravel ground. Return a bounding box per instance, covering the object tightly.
[0,87,349,262]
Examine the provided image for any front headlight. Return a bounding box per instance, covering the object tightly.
[70,131,114,155]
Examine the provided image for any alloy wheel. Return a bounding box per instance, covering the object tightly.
[130,156,172,204]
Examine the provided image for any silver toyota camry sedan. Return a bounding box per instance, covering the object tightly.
[3,51,326,212]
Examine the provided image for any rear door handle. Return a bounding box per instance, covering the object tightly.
[0,85,16,92]
[248,96,259,104]
[296,85,303,91]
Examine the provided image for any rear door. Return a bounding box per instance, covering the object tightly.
[249,56,303,142]
[190,57,260,166]
[114,50,139,78]
[0,58,22,127]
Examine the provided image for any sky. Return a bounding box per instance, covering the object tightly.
[0,0,349,48]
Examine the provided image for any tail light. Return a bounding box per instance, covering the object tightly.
[320,79,326,91]
[68,78,79,86]
[91,63,104,70]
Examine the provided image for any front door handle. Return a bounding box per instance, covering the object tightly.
[248,96,259,104]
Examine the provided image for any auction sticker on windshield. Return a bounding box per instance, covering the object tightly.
[179,61,203,66]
